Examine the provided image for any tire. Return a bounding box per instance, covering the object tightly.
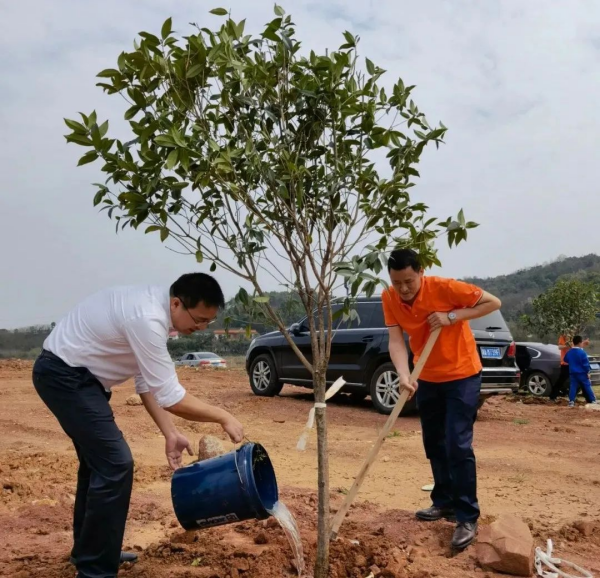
[526,371,552,397]
[369,362,415,415]
[249,354,283,397]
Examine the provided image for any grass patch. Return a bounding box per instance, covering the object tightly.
[513,418,530,425]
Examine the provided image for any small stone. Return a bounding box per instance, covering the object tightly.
[254,532,268,545]
[197,435,226,461]
[382,456,390,463]
[574,520,597,537]
[126,394,143,406]
[354,553,367,567]
[369,564,382,577]
[233,558,249,571]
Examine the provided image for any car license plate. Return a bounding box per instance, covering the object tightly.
[481,347,502,359]
[591,363,600,370]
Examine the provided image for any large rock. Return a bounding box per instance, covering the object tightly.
[126,394,143,406]
[476,515,534,576]
[197,435,226,461]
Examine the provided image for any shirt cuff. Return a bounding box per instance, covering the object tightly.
[153,376,187,408]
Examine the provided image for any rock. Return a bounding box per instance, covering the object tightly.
[476,515,534,576]
[232,557,249,571]
[574,520,597,537]
[126,394,143,406]
[383,547,407,577]
[197,435,226,461]
[354,553,367,567]
[369,564,382,577]
[254,532,268,545]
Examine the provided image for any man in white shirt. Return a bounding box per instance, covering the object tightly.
[32,273,244,578]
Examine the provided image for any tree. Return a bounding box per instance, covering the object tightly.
[524,278,599,341]
[64,7,476,575]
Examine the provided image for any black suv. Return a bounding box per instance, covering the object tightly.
[245,298,520,414]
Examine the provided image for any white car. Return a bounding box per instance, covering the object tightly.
[175,352,227,368]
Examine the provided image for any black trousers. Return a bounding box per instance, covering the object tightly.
[417,373,481,523]
[32,351,133,578]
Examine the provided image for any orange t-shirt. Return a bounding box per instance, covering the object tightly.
[382,276,483,383]
[558,335,570,366]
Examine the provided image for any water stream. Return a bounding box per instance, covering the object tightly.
[267,501,307,577]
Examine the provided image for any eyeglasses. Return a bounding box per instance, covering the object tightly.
[180,301,218,327]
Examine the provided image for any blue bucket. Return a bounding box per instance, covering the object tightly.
[171,443,278,530]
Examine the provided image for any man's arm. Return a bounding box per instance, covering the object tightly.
[388,326,419,399]
[428,290,501,330]
[139,391,194,470]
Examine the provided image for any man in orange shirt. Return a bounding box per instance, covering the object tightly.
[382,249,501,550]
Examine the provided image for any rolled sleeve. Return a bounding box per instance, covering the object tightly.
[124,316,186,408]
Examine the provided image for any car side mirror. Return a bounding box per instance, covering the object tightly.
[290,323,307,335]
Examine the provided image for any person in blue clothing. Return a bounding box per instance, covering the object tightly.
[564,336,598,407]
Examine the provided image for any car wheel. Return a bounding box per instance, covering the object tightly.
[249,354,283,397]
[369,362,415,415]
[526,371,552,397]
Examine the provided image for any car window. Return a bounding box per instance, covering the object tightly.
[469,310,509,332]
[197,353,219,359]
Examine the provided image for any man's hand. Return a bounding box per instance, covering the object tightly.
[165,430,193,470]
[428,312,452,331]
[584,338,591,347]
[399,375,419,401]
[220,414,244,443]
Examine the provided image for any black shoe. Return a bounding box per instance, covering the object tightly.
[70,551,138,565]
[415,506,456,522]
[451,522,478,550]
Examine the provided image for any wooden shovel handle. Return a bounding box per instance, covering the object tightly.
[329,328,441,540]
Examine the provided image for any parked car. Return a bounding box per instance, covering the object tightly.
[175,352,227,368]
[245,298,520,414]
[516,342,600,396]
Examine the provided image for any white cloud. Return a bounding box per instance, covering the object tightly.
[2,0,600,326]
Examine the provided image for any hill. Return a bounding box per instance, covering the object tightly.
[464,253,600,322]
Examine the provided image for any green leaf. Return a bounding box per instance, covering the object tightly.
[210,262,217,272]
[210,8,228,16]
[161,17,172,39]
[93,190,105,206]
[160,228,169,242]
[166,149,179,169]
[254,296,270,303]
[186,64,204,78]
[274,4,285,16]
[145,225,161,233]
[90,124,101,148]
[155,135,176,147]
[98,120,109,137]
[365,58,375,75]
[96,69,120,78]
[78,151,98,166]
[64,118,87,133]
[66,134,93,146]
[342,31,356,47]
[124,106,140,120]
[195,250,203,263]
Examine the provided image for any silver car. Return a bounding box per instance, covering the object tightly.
[175,352,227,368]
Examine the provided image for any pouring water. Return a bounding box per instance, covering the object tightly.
[267,501,307,577]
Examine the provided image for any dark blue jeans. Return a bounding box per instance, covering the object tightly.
[417,373,481,523]
[32,351,134,578]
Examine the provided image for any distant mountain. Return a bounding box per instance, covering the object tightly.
[464,253,600,322]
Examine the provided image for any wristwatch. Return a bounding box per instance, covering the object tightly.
[447,311,457,325]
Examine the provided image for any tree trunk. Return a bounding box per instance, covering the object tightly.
[313,370,330,578]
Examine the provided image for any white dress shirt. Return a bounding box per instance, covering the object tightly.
[44,285,186,408]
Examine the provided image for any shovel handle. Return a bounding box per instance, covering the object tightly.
[329,328,441,540]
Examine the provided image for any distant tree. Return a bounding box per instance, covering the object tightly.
[523,278,599,341]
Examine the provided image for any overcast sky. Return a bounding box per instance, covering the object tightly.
[1,0,600,328]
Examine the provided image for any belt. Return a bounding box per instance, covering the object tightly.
[39,349,65,363]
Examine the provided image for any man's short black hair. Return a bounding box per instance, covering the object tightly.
[170,273,225,309]
[573,335,583,346]
[388,248,422,273]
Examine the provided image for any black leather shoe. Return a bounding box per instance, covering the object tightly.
[415,506,456,522]
[70,551,138,565]
[451,522,478,550]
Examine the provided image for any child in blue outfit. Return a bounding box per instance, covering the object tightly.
[564,335,598,407]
